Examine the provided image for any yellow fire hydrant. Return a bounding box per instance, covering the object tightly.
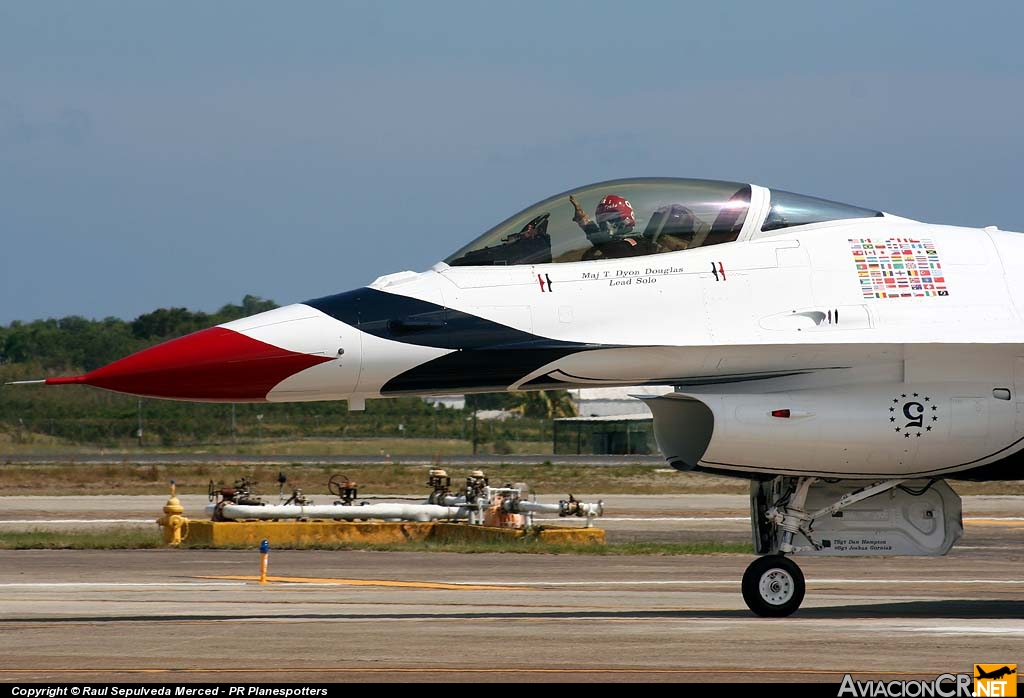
[156,480,189,546]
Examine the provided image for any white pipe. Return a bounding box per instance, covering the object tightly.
[208,503,470,522]
[438,495,473,506]
[509,500,602,516]
[438,495,601,516]
[505,500,567,514]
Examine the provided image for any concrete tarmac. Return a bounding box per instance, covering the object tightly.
[0,494,1021,684]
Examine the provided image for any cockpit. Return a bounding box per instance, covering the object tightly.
[444,178,883,267]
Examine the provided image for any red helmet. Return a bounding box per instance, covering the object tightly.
[595,194,635,228]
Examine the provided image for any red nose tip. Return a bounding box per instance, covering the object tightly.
[46,327,332,401]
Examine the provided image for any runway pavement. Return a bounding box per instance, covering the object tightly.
[0,494,1021,684]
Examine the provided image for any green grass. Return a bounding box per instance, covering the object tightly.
[2,460,1017,497]
[0,434,553,457]
[0,529,166,549]
[0,461,752,495]
[0,528,752,555]
[201,437,552,457]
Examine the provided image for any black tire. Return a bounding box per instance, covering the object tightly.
[741,554,805,617]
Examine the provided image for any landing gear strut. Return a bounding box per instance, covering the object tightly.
[742,475,915,617]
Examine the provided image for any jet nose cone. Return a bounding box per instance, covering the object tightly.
[46,326,333,401]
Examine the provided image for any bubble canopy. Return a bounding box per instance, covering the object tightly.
[444,178,881,267]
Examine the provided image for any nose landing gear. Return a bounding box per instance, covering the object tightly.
[741,554,806,617]
[741,475,957,617]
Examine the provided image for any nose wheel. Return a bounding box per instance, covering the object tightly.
[741,554,806,617]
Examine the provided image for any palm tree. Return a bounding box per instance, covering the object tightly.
[508,390,578,419]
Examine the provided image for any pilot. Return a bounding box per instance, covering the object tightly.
[569,194,645,260]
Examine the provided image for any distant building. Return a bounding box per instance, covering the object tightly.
[553,414,657,455]
[471,409,518,421]
[556,386,674,455]
[423,386,674,417]
[569,385,673,417]
[423,395,466,410]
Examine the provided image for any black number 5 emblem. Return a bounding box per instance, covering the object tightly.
[903,401,924,428]
[890,394,937,436]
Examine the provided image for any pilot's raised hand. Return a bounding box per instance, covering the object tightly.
[569,195,589,225]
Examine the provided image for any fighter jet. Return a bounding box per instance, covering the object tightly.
[31,177,1024,617]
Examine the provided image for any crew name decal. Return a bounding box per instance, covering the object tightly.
[574,264,685,288]
[568,263,731,289]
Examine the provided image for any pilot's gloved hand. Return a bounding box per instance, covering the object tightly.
[569,195,588,224]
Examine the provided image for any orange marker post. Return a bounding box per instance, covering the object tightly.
[259,539,269,584]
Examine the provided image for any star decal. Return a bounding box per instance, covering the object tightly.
[889,393,938,437]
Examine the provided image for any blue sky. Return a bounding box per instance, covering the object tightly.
[3,1,1024,324]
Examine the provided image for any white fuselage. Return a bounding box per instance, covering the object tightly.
[198,218,1024,479]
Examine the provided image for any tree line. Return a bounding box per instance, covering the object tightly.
[0,295,279,373]
[0,295,576,449]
